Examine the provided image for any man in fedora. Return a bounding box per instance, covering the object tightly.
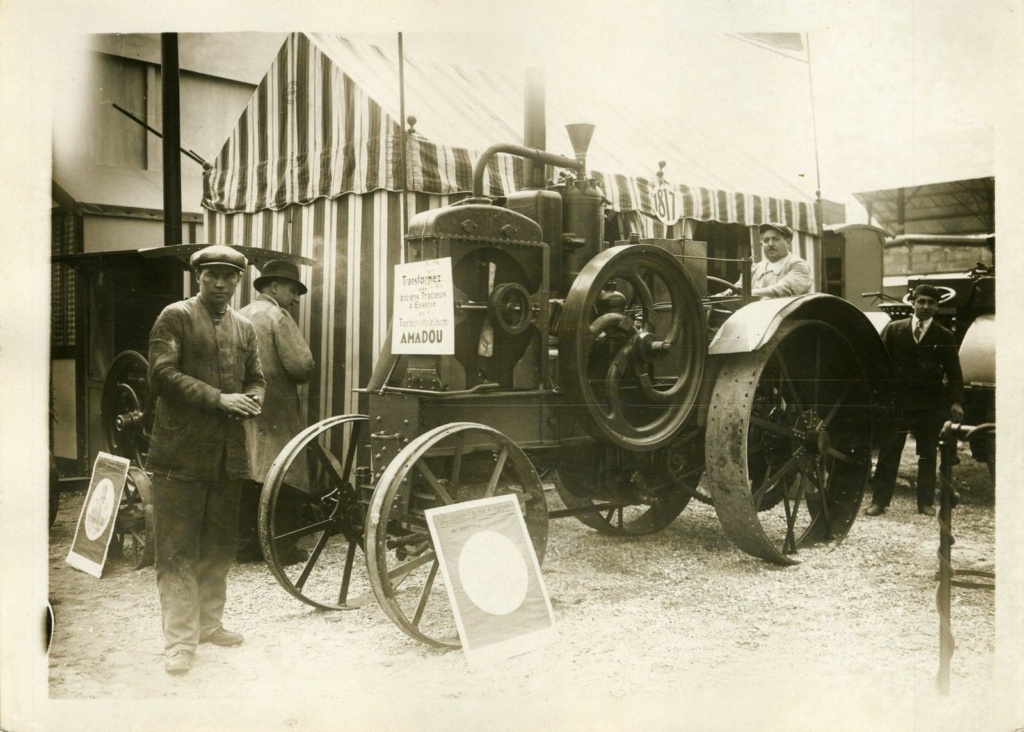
[237,259,315,565]
[147,244,265,675]
[864,283,965,517]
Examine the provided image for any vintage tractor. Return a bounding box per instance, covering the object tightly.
[253,123,896,648]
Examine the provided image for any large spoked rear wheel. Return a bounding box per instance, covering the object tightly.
[366,422,548,648]
[706,320,872,564]
[259,414,371,611]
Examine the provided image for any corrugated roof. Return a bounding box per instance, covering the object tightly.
[853,177,994,236]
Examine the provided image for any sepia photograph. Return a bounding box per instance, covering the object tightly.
[2,1,1022,730]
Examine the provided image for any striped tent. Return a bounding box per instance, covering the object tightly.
[203,32,819,424]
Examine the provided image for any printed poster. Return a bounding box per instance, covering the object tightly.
[426,494,557,667]
[392,257,455,355]
[65,452,130,578]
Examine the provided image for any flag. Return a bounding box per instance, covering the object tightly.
[730,33,808,63]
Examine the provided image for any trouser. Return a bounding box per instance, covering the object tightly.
[870,409,945,509]
[153,475,242,653]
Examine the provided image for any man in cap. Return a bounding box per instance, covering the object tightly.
[731,222,813,299]
[236,260,314,566]
[865,283,964,517]
[147,244,265,675]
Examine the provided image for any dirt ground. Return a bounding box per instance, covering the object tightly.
[44,442,999,732]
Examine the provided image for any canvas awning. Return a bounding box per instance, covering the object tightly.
[204,33,817,235]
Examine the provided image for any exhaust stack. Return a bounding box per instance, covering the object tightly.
[565,123,596,175]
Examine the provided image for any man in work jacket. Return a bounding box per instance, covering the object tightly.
[237,259,315,565]
[865,283,965,517]
[732,222,813,299]
[147,244,266,675]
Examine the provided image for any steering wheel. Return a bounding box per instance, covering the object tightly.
[902,285,957,306]
[706,275,744,316]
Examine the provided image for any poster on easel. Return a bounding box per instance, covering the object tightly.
[65,452,130,578]
[425,494,558,667]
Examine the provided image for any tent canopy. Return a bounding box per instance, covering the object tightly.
[204,33,817,235]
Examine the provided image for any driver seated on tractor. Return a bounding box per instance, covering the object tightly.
[729,222,813,299]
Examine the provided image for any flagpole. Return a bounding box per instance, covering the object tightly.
[804,33,827,285]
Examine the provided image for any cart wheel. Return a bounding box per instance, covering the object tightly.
[550,445,693,535]
[100,351,153,469]
[114,469,154,569]
[706,320,872,564]
[365,422,548,648]
[259,414,372,611]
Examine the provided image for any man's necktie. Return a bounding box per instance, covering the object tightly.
[914,320,923,343]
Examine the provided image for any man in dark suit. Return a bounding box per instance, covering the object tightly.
[865,283,965,517]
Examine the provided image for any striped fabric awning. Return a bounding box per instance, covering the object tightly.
[203,32,817,235]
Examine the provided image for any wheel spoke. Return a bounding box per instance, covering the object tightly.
[751,448,806,509]
[293,528,333,592]
[450,433,465,493]
[820,383,853,428]
[341,420,362,483]
[273,516,335,543]
[749,414,803,440]
[484,446,510,498]
[386,549,437,580]
[338,539,358,605]
[773,350,804,411]
[812,335,822,406]
[814,455,833,538]
[311,440,348,490]
[411,560,440,627]
[414,460,454,505]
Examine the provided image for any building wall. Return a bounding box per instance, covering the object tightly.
[884,243,994,276]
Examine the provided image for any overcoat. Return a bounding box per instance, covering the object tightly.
[240,295,315,488]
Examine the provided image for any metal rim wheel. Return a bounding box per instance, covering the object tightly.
[259,414,372,611]
[365,422,548,648]
[100,351,153,469]
[559,244,706,451]
[549,446,694,535]
[706,320,873,564]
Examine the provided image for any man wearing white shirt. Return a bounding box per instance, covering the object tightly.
[732,222,813,299]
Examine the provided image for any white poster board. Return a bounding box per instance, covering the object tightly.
[65,452,130,578]
[425,494,557,667]
[391,257,455,355]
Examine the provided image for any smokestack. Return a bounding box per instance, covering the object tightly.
[565,123,595,175]
[523,68,546,189]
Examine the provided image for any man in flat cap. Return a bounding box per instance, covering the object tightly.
[731,222,813,299]
[865,283,964,517]
[236,260,314,566]
[147,244,265,675]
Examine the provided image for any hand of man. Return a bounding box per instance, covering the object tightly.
[950,402,965,422]
[218,392,262,420]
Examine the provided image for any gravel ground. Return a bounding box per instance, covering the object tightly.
[43,441,999,732]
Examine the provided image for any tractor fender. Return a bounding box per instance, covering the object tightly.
[959,313,995,388]
[705,293,897,434]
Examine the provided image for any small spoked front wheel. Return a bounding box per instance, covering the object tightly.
[259,414,372,611]
[365,422,548,648]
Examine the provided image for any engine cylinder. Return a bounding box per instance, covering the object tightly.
[561,178,605,292]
